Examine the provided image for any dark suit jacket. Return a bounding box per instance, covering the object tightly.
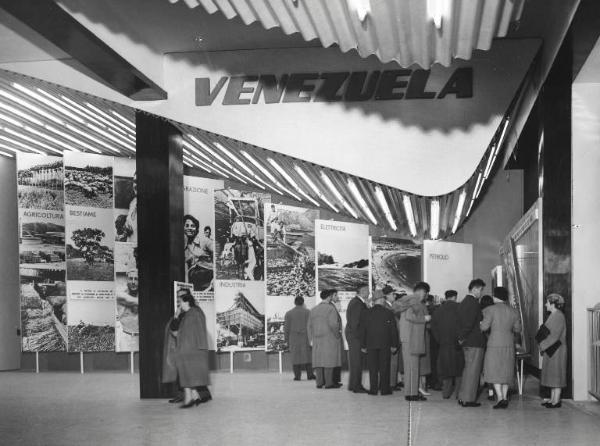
[345,296,367,343]
[360,304,400,350]
[457,295,486,348]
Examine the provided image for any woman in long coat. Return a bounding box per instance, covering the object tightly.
[480,287,521,408]
[171,291,211,408]
[540,293,567,408]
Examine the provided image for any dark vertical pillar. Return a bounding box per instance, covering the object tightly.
[540,32,572,398]
[136,112,184,398]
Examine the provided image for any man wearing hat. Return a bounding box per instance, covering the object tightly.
[360,290,399,395]
[345,284,369,393]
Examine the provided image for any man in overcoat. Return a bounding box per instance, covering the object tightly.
[345,283,369,393]
[360,293,399,395]
[284,296,316,381]
[307,289,343,389]
[457,279,487,407]
[430,290,464,399]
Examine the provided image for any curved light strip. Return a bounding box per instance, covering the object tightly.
[321,171,358,219]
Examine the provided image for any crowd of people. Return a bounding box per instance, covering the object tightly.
[159,279,567,410]
[285,280,568,409]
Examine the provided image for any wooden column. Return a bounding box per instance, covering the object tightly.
[136,112,184,398]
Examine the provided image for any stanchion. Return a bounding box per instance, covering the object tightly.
[80,351,84,374]
[278,351,282,374]
[35,351,39,373]
[229,351,234,374]
[130,351,134,375]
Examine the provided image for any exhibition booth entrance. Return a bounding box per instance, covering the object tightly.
[0,0,591,407]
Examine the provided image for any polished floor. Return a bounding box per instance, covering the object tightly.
[1,371,599,446]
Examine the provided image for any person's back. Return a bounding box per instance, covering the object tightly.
[458,295,485,348]
[286,306,310,335]
[362,305,399,350]
[483,303,520,348]
[431,300,460,345]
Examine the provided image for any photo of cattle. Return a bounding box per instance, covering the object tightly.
[64,153,113,208]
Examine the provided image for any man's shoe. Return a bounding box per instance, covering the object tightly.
[460,401,481,407]
[405,395,417,401]
[325,383,342,389]
[316,385,324,389]
[168,395,184,404]
[394,383,405,390]
[381,391,393,396]
[293,377,301,381]
[353,388,368,394]
[307,375,317,380]
[368,391,378,396]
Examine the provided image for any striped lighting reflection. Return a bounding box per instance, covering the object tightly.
[0,88,62,125]
[294,165,339,212]
[0,135,44,154]
[403,195,417,237]
[451,191,466,234]
[0,101,44,126]
[375,186,397,230]
[348,179,377,225]
[268,158,320,206]
[321,172,358,219]
[3,127,62,155]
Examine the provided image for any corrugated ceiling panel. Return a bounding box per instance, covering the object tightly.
[167,0,526,68]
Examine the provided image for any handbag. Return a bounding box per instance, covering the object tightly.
[544,340,562,358]
[535,325,550,344]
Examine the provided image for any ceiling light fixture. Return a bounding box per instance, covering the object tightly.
[321,172,358,219]
[33,88,85,124]
[65,124,120,154]
[0,135,44,154]
[451,191,466,234]
[214,141,272,189]
[110,110,135,129]
[0,101,44,126]
[0,111,23,127]
[44,125,102,153]
[3,127,62,155]
[375,186,397,230]
[24,126,79,153]
[268,158,319,206]
[0,88,63,125]
[348,179,377,225]
[402,195,417,237]
[294,165,338,212]
[87,123,133,150]
[85,102,133,135]
[430,199,440,240]
[188,135,232,169]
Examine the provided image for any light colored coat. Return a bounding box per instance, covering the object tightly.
[307,301,342,368]
[481,302,521,347]
[284,306,311,365]
[540,310,567,388]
